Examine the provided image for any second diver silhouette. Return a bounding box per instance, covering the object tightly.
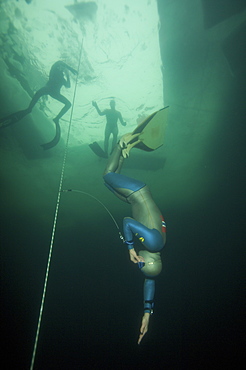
[0,61,77,149]
[89,106,169,158]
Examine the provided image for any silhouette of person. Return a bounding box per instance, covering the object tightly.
[92,100,126,156]
[0,61,77,129]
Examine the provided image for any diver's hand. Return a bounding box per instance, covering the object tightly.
[92,101,97,107]
[129,248,142,264]
[138,312,150,344]
[122,121,127,126]
[64,71,71,88]
[64,69,70,78]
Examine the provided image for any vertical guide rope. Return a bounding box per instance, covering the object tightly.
[30,39,83,370]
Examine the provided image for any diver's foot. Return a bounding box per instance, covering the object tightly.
[119,132,141,149]
[122,139,142,158]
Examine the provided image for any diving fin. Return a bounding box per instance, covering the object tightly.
[132,106,169,151]
[41,120,61,150]
[0,109,29,129]
[89,142,108,158]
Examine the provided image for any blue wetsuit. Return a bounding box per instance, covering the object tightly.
[103,144,166,313]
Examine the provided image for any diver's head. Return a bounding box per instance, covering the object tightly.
[138,250,162,277]
[110,100,116,109]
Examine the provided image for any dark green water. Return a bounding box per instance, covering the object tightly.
[1,1,245,369]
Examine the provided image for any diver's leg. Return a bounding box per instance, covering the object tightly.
[103,148,146,202]
[27,87,48,113]
[50,93,71,123]
[0,109,29,127]
[103,134,145,201]
[104,132,141,175]
[103,142,123,175]
[111,126,118,154]
[0,86,48,127]
[103,172,146,203]
[104,126,111,156]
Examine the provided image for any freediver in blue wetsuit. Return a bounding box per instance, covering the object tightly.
[103,133,167,344]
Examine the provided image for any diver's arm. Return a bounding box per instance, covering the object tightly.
[92,101,105,116]
[138,278,155,344]
[118,112,126,126]
[66,65,78,75]
[124,224,142,264]
[129,248,142,263]
[124,219,143,264]
[59,61,78,75]
[143,278,155,314]
[138,313,150,344]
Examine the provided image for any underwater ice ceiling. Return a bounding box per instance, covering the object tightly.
[0,0,164,146]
